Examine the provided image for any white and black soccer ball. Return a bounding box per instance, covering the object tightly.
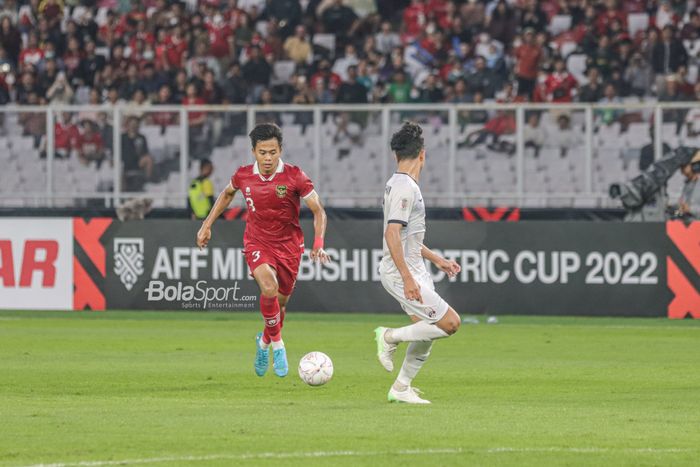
[298,351,334,386]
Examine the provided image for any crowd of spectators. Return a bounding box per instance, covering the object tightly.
[0,0,698,113]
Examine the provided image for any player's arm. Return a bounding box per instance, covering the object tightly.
[196,182,238,249]
[385,223,422,303]
[421,244,460,278]
[303,190,330,263]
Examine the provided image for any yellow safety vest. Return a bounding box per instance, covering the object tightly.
[188,177,214,219]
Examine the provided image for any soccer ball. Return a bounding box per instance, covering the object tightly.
[298,351,334,386]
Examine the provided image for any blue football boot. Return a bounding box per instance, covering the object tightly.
[254,332,270,377]
[272,345,288,377]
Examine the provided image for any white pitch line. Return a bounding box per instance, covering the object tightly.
[19,446,698,467]
[487,447,694,454]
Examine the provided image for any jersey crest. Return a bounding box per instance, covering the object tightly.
[276,185,287,198]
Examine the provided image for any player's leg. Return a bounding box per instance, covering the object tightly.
[264,255,300,377]
[386,307,460,343]
[253,263,283,345]
[277,294,289,329]
[249,263,279,376]
[388,308,460,403]
[376,276,459,350]
[376,277,460,403]
[251,262,290,377]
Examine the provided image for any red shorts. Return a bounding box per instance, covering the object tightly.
[244,245,302,296]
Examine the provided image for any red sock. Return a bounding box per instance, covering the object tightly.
[279,306,286,329]
[260,295,281,343]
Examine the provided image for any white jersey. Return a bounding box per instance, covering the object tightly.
[379,172,449,322]
[380,172,427,280]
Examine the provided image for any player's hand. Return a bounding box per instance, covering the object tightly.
[678,202,690,215]
[196,224,211,250]
[310,247,330,264]
[438,258,461,278]
[403,275,423,303]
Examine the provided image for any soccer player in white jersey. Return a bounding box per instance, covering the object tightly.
[374,121,462,404]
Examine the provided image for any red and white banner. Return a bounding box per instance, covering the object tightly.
[0,218,73,310]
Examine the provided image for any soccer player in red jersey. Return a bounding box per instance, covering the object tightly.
[196,123,329,377]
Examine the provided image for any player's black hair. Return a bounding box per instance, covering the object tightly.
[249,123,283,149]
[390,121,424,160]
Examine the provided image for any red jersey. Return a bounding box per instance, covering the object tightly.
[76,131,104,155]
[19,48,44,67]
[544,72,577,102]
[55,122,80,151]
[514,44,542,80]
[403,3,427,38]
[231,160,314,258]
[164,36,187,68]
[206,23,232,58]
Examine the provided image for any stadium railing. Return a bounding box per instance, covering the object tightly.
[0,102,695,209]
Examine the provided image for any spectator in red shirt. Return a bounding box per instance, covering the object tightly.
[310,59,342,93]
[163,24,188,70]
[128,20,155,51]
[531,72,549,103]
[98,10,123,47]
[52,112,80,159]
[206,14,232,59]
[545,58,578,103]
[184,82,209,158]
[62,35,83,80]
[19,32,44,69]
[460,110,516,154]
[402,0,426,39]
[514,29,541,97]
[596,0,627,36]
[184,82,206,125]
[225,0,246,29]
[76,120,106,167]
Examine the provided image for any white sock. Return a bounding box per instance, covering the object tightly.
[395,341,433,388]
[260,338,270,350]
[385,320,448,344]
[271,339,284,350]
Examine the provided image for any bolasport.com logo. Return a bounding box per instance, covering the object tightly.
[114,241,259,310]
[144,280,258,310]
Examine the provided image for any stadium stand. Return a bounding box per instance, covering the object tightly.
[0,0,698,208]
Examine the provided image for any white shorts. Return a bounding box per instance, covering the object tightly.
[380,272,449,323]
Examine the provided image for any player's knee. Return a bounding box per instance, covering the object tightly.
[440,311,460,335]
[259,280,278,297]
[444,319,460,335]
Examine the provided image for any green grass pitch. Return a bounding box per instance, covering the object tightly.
[1,310,699,467]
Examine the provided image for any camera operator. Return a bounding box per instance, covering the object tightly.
[674,150,700,220]
[610,146,699,221]
[623,183,669,222]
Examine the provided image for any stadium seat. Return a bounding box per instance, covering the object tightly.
[559,41,577,58]
[628,13,649,37]
[567,54,588,84]
[272,61,297,85]
[312,34,336,57]
[549,15,573,36]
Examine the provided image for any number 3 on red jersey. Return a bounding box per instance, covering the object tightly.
[245,196,256,212]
